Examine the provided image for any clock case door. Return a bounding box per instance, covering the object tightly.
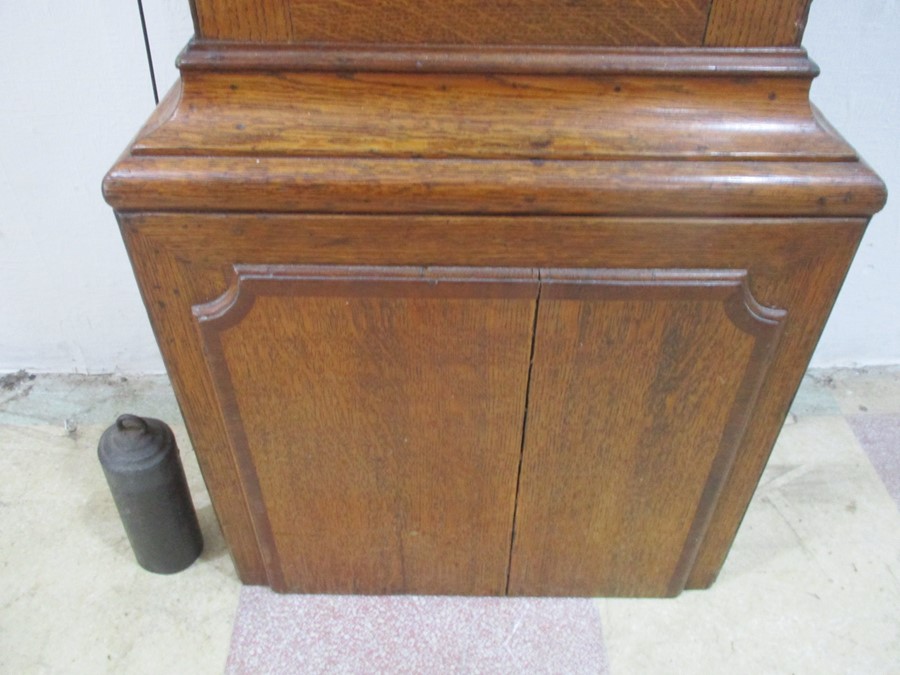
[191,263,784,596]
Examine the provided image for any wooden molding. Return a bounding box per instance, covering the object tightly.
[102,47,886,219]
[194,264,540,327]
[102,43,886,220]
[178,41,818,77]
[105,157,885,218]
[133,65,836,162]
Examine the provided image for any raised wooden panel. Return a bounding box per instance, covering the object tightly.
[193,265,538,594]
[287,0,710,46]
[508,270,786,597]
[705,0,812,46]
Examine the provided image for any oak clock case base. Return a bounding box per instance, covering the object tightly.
[114,212,869,597]
[104,20,886,597]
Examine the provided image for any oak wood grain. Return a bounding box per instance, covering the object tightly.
[508,270,784,596]
[194,266,538,594]
[118,220,268,584]
[193,0,291,41]
[686,223,866,587]
[115,213,870,593]
[104,157,885,218]
[191,0,711,46]
[288,0,710,46]
[131,70,847,162]
[706,0,813,46]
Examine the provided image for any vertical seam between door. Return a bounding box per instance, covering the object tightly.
[505,269,543,595]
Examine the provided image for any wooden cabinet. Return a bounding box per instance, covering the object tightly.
[104,1,886,596]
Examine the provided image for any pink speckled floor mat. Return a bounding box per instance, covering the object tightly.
[848,413,900,508]
[226,589,608,674]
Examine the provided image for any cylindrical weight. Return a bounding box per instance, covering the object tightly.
[98,414,203,574]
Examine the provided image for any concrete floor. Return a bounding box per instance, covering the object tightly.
[1,369,898,673]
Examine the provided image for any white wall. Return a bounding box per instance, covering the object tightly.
[804,0,900,366]
[0,0,897,374]
[0,0,191,374]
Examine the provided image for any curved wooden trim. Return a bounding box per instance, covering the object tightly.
[178,41,818,77]
[192,269,244,324]
[193,264,539,329]
[540,268,786,334]
[129,66,853,165]
[733,276,788,330]
[105,158,887,218]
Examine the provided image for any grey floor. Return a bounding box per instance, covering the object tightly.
[1,369,898,673]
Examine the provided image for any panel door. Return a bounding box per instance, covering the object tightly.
[194,265,539,594]
[508,269,785,597]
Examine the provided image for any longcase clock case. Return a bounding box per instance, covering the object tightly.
[104,0,886,596]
